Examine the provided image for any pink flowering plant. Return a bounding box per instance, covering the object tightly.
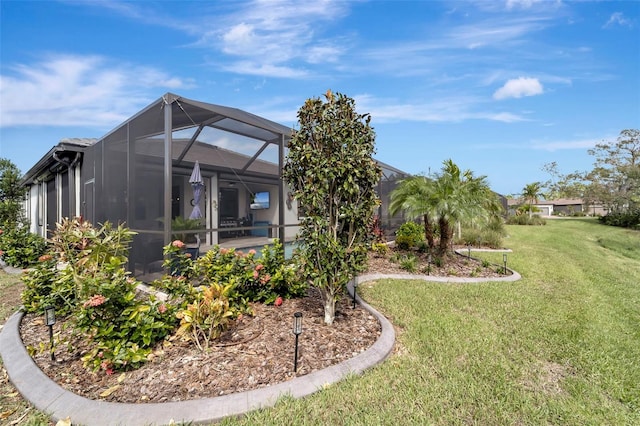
[162,239,197,279]
[75,266,178,372]
[191,239,306,306]
[21,218,179,373]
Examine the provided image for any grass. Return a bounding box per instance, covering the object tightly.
[0,272,52,425]
[220,218,640,425]
[1,218,639,425]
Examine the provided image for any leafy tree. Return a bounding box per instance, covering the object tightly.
[390,159,496,259]
[0,158,26,226]
[584,129,639,212]
[521,182,544,219]
[282,90,381,325]
[541,161,586,200]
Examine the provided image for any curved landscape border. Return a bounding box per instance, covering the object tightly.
[0,257,520,426]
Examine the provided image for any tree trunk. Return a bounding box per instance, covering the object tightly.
[423,214,435,250]
[323,293,336,325]
[438,217,451,258]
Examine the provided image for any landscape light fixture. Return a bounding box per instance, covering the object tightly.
[292,312,303,372]
[468,243,472,258]
[427,254,432,276]
[44,306,56,361]
[352,280,357,309]
[503,253,508,275]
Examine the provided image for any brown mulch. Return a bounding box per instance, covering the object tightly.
[18,249,504,404]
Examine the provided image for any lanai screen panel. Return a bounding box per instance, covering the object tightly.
[377,161,410,237]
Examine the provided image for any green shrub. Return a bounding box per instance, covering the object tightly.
[399,254,418,272]
[371,242,389,257]
[600,209,640,229]
[21,255,76,316]
[482,230,505,249]
[175,282,235,351]
[416,241,429,253]
[0,223,48,268]
[506,214,546,226]
[22,218,178,374]
[75,266,178,372]
[160,239,307,308]
[395,221,423,249]
[395,235,414,250]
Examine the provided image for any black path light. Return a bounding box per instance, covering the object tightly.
[44,305,56,361]
[503,253,508,275]
[292,312,303,373]
[352,280,357,309]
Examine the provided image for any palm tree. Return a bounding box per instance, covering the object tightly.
[390,159,494,259]
[430,160,492,255]
[522,182,544,219]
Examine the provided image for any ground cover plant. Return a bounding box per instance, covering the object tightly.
[218,218,639,425]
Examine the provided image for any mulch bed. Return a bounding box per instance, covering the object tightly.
[20,287,380,403]
[18,249,504,403]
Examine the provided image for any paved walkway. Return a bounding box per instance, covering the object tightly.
[0,256,519,426]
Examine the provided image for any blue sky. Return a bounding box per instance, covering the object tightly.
[1,0,638,196]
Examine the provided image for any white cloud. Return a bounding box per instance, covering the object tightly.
[603,12,632,28]
[493,77,544,100]
[202,0,349,77]
[505,0,542,10]
[0,54,193,127]
[531,137,604,151]
[351,94,528,124]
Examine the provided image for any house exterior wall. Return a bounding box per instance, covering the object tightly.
[23,162,82,238]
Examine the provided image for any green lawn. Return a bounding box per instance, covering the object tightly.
[222,218,640,425]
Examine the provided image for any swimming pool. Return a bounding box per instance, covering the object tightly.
[237,240,298,259]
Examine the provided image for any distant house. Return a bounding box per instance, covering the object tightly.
[507,198,608,217]
[19,93,408,279]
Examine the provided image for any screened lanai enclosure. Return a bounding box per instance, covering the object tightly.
[77,93,295,278]
[21,93,408,281]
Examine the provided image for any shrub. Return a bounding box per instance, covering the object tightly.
[506,215,546,226]
[21,218,135,314]
[22,218,178,374]
[371,242,389,257]
[600,209,640,229]
[159,239,307,308]
[399,254,417,272]
[395,221,423,249]
[0,223,48,268]
[416,241,429,253]
[75,267,178,372]
[395,235,414,250]
[175,282,235,351]
[482,230,505,249]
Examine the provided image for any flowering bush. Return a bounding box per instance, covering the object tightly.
[21,218,179,373]
[192,239,306,305]
[74,264,178,372]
